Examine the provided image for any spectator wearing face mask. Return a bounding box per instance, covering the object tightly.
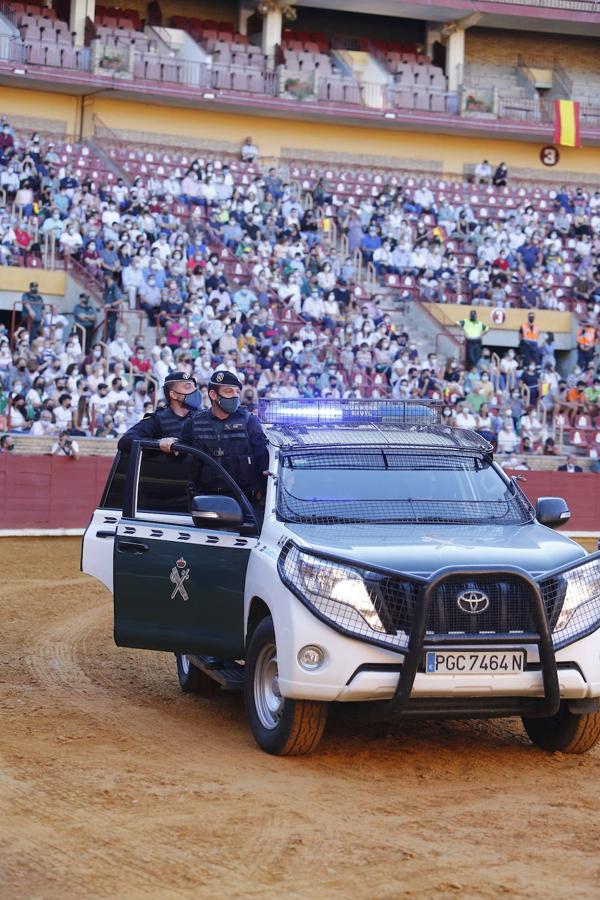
[8,394,31,432]
[457,309,489,366]
[53,393,74,431]
[108,332,132,363]
[0,434,15,452]
[497,417,519,454]
[519,312,541,366]
[21,281,45,341]
[72,293,97,353]
[130,346,151,379]
[520,363,540,407]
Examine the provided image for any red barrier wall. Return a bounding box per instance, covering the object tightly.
[505,470,600,534]
[0,455,113,530]
[0,455,599,533]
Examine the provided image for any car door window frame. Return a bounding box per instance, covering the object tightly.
[125,439,260,534]
[99,450,128,510]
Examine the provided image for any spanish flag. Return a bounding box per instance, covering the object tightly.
[554,100,581,148]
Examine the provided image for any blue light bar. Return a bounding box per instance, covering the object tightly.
[257,399,442,427]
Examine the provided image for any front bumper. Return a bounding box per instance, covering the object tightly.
[277,614,600,710]
[265,562,600,715]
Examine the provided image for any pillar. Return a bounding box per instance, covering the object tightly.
[446,27,465,92]
[261,7,282,58]
[70,0,95,47]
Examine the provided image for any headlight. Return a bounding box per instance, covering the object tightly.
[542,556,600,649]
[278,543,411,651]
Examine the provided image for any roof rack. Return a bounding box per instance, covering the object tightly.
[269,425,493,454]
[258,398,442,427]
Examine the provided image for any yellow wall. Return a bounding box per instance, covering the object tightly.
[92,96,600,176]
[1,85,600,178]
[0,87,80,136]
[0,266,66,296]
[426,303,573,334]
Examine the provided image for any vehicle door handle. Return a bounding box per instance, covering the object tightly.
[96,530,116,539]
[117,540,150,554]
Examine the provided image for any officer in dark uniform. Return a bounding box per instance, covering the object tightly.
[181,370,269,514]
[117,371,202,453]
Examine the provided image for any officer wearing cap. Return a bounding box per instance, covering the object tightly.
[181,369,269,508]
[117,370,202,453]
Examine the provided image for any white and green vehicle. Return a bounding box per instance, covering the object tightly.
[82,399,600,756]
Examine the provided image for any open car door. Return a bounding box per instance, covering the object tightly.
[81,451,128,591]
[113,441,260,658]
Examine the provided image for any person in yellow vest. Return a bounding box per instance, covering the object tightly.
[519,312,541,367]
[576,320,597,369]
[457,309,489,366]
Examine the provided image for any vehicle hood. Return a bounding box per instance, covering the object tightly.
[283,522,584,578]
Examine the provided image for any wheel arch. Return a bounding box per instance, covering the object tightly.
[246,596,272,646]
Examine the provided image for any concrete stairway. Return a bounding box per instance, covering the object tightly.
[377,287,461,360]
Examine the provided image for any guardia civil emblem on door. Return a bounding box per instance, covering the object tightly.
[170,558,190,601]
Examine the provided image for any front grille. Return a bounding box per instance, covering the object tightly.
[378,574,544,638]
[427,576,537,636]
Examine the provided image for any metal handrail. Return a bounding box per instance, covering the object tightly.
[352,247,362,283]
[9,300,56,344]
[476,0,598,9]
[366,261,377,290]
[102,306,145,342]
[70,321,87,350]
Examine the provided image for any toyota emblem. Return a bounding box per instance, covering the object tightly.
[456,589,490,614]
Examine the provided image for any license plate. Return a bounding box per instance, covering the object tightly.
[425,649,526,675]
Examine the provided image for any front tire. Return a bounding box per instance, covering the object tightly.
[523,703,600,754]
[244,617,328,756]
[175,653,221,696]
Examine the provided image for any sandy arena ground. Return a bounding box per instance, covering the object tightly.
[1,537,600,899]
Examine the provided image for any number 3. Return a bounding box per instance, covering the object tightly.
[540,146,559,167]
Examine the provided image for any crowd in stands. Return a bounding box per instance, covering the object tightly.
[0,122,599,466]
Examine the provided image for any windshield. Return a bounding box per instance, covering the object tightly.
[277,449,533,525]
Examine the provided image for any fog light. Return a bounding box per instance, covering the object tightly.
[297,645,324,670]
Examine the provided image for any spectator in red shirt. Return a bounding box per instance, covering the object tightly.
[130,346,152,377]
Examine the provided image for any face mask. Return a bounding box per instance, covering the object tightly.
[216,394,240,415]
[182,389,202,411]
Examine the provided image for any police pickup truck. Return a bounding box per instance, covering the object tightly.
[82,399,600,756]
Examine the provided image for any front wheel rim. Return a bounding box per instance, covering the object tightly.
[253,642,283,730]
[180,654,190,675]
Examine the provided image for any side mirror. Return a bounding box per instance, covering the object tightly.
[536,496,571,529]
[191,495,244,531]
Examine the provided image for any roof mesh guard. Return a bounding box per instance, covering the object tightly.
[258,399,442,427]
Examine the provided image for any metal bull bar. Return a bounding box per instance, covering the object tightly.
[280,542,561,721]
[389,565,560,721]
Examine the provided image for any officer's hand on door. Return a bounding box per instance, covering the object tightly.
[159,437,178,454]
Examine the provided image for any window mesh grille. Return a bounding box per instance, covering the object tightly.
[277,450,533,526]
